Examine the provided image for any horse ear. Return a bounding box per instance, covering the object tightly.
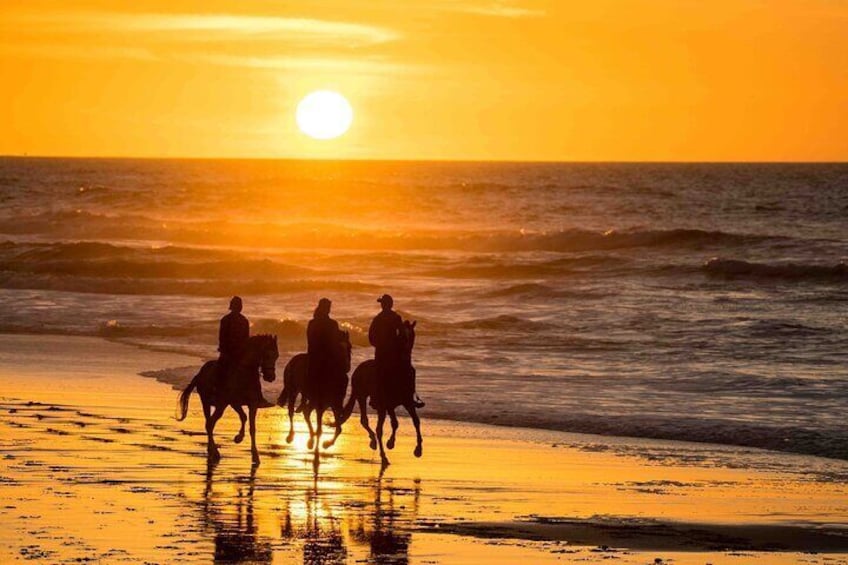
[273,335,277,344]
[411,320,417,328]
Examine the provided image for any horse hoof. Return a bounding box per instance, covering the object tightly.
[414,445,423,458]
[369,438,377,450]
[285,432,294,444]
[307,438,315,450]
[234,433,244,444]
[387,438,396,450]
[208,451,221,463]
[252,453,260,466]
[381,456,390,468]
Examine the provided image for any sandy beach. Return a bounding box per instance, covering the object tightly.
[1,334,847,564]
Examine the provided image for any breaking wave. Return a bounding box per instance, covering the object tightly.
[704,258,848,281]
[0,214,782,252]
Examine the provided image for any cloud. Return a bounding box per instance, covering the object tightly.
[442,1,545,18]
[179,53,417,75]
[13,11,400,47]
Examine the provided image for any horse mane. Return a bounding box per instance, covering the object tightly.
[400,319,417,354]
[249,334,278,347]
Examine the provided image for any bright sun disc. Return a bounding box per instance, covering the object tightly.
[296,90,353,140]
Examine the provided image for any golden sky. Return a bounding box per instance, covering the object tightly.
[0,0,846,161]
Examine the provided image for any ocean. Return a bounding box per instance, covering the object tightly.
[1,157,846,459]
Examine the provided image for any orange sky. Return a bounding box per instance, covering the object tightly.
[0,0,846,161]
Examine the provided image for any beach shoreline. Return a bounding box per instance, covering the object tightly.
[1,333,847,563]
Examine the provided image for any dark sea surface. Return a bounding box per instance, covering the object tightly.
[0,157,846,459]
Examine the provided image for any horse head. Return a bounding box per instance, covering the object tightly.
[256,334,279,382]
[401,320,417,354]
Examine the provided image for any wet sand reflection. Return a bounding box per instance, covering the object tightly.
[203,463,273,563]
[200,458,420,564]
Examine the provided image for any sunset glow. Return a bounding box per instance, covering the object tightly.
[1,1,846,160]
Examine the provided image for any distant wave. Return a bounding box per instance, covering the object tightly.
[60,317,370,348]
[105,315,550,341]
[426,255,630,279]
[0,273,378,297]
[483,283,611,300]
[0,213,783,253]
[435,315,557,332]
[0,240,312,278]
[704,258,848,281]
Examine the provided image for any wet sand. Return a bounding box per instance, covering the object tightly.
[1,334,847,564]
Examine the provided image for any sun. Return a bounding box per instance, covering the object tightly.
[295,90,353,140]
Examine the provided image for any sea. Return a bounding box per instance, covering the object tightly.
[0,158,846,460]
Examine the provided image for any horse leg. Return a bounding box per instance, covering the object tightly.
[358,395,377,450]
[376,409,389,467]
[304,406,316,450]
[233,404,247,444]
[249,405,260,466]
[206,404,226,462]
[285,393,296,444]
[323,405,343,449]
[386,408,399,450]
[314,407,323,455]
[406,403,423,458]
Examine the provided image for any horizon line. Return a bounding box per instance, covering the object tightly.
[1,154,847,165]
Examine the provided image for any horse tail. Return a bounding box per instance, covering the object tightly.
[176,373,200,421]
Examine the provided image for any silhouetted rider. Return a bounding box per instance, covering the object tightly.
[369,294,424,409]
[218,296,250,392]
[306,298,342,400]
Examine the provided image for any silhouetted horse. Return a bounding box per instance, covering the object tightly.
[276,331,352,454]
[344,321,422,466]
[177,334,279,464]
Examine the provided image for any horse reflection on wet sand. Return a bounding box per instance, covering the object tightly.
[199,461,421,564]
[202,463,273,564]
[278,479,420,564]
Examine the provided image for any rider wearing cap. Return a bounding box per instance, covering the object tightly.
[218,296,250,393]
[369,294,424,409]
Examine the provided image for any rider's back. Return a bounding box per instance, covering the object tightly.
[369,310,402,353]
[219,311,249,359]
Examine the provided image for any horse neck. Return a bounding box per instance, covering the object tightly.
[338,340,352,371]
[238,339,262,369]
[400,331,414,357]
